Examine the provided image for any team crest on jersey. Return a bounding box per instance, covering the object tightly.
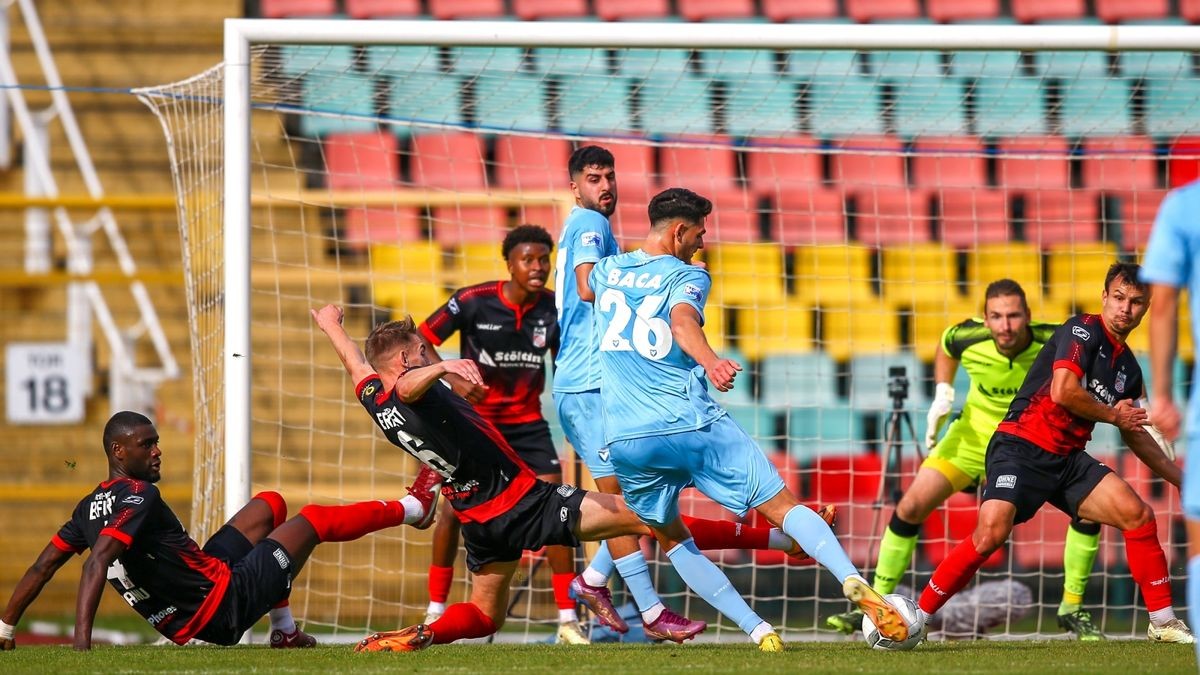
[1115,370,1127,393]
[532,326,547,348]
[598,448,610,463]
[683,283,703,302]
[448,297,460,314]
[364,383,376,397]
[581,231,601,247]
[1072,325,1091,341]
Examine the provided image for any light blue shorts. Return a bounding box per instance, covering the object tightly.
[609,414,787,528]
[554,389,615,479]
[1185,434,1200,519]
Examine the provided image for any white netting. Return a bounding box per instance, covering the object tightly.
[138,24,1199,641]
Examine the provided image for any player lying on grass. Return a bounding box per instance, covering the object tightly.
[587,187,910,652]
[0,411,441,651]
[311,304,827,652]
[914,264,1193,644]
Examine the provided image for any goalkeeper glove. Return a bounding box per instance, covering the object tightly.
[1138,397,1177,461]
[924,382,955,450]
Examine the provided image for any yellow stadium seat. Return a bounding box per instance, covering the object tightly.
[967,242,1044,304]
[910,297,981,358]
[1045,242,1119,310]
[734,301,814,360]
[369,241,443,307]
[818,300,901,361]
[447,241,507,287]
[793,244,876,305]
[702,300,730,353]
[881,243,959,306]
[707,243,787,308]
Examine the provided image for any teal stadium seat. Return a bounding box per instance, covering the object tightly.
[471,74,547,132]
[787,405,865,462]
[279,44,357,79]
[1032,51,1110,78]
[533,48,612,78]
[613,49,696,80]
[554,78,635,135]
[973,77,1046,136]
[848,352,929,412]
[367,45,442,76]
[759,352,840,409]
[1057,77,1133,136]
[387,72,464,137]
[805,76,885,137]
[700,49,780,78]
[722,77,799,137]
[300,73,378,137]
[868,51,944,80]
[637,78,714,136]
[1144,78,1200,138]
[892,78,969,137]
[1119,51,1194,80]
[449,47,527,75]
[785,50,861,79]
[947,50,1022,79]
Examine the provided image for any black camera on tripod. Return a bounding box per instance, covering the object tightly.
[887,365,909,409]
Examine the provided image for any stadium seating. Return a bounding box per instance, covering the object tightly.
[450,46,528,76]
[300,73,378,137]
[533,48,612,77]
[849,187,934,245]
[891,78,970,138]
[811,453,883,504]
[431,205,509,245]
[1032,51,1109,79]
[723,77,800,137]
[925,0,1001,23]
[658,136,739,192]
[637,78,714,136]
[848,351,928,410]
[369,241,443,300]
[773,188,847,245]
[1011,504,1074,569]
[967,242,1044,302]
[1120,51,1194,80]
[512,0,590,20]
[1095,0,1170,23]
[1010,0,1087,23]
[910,297,981,352]
[760,352,840,408]
[1021,189,1101,245]
[745,134,823,197]
[911,136,988,189]
[708,242,788,307]
[428,0,506,19]
[493,136,572,192]
[369,45,444,76]
[344,0,422,17]
[1115,188,1168,250]
[761,0,840,22]
[409,131,488,190]
[788,405,864,462]
[1045,241,1119,307]
[973,77,1047,137]
[996,136,1072,189]
[1080,136,1159,191]
[472,74,548,131]
[819,301,902,359]
[938,188,1012,246]
[1057,77,1134,137]
[947,50,1022,79]
[734,300,815,359]
[845,0,922,22]
[280,45,358,78]
[342,208,425,250]
[260,0,336,18]
[880,243,957,305]
[869,51,944,80]
[593,0,671,21]
[554,77,636,135]
[806,76,886,137]
[786,50,861,79]
[323,131,398,189]
[793,245,876,304]
[1168,137,1200,187]
[1144,77,1200,138]
[830,135,908,187]
[387,72,464,137]
[448,241,508,286]
[677,0,757,21]
[923,492,1006,568]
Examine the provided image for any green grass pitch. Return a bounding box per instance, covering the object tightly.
[0,641,1196,674]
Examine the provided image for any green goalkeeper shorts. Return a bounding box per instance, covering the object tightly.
[921,418,990,492]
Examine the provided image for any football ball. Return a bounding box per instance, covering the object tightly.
[861,594,926,651]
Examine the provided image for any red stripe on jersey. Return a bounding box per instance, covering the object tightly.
[99,527,133,547]
[169,549,232,644]
[419,322,443,347]
[50,534,83,554]
[1054,358,1084,378]
[454,471,538,524]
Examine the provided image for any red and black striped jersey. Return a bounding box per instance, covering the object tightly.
[51,478,229,645]
[356,372,537,523]
[419,281,558,425]
[997,313,1143,455]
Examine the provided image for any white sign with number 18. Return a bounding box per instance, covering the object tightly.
[6,342,84,424]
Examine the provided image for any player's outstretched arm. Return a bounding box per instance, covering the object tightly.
[1120,399,1183,488]
[0,543,74,650]
[73,535,126,651]
[311,304,377,385]
[417,333,486,404]
[670,304,740,392]
[924,344,959,449]
[394,360,485,403]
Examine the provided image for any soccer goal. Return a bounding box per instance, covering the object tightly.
[138,19,1199,641]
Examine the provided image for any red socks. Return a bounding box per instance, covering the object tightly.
[253,491,288,529]
[919,537,988,615]
[298,501,406,542]
[1124,519,1173,612]
[428,565,454,604]
[429,602,497,643]
[551,572,577,610]
[682,515,770,550]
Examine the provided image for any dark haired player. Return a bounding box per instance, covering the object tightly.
[0,411,440,651]
[914,263,1193,644]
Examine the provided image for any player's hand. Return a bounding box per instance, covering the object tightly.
[924,383,955,450]
[1149,396,1183,443]
[441,359,486,387]
[706,358,742,392]
[310,304,344,331]
[1111,399,1149,433]
[451,379,487,404]
[0,636,14,650]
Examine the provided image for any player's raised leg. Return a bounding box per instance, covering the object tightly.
[918,498,1016,622]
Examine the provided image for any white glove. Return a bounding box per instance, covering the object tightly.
[925,382,955,450]
[1138,397,1177,461]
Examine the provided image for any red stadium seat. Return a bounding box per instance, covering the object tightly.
[431,205,507,245]
[344,0,422,17]
[1022,189,1101,245]
[514,204,568,238]
[1095,0,1169,23]
[708,190,764,243]
[494,136,573,192]
[512,0,590,19]
[745,135,824,198]
[830,135,908,189]
[923,492,1005,568]
[1185,0,1200,23]
[773,188,846,245]
[259,0,336,17]
[996,136,1072,190]
[324,131,398,189]
[1116,188,1167,251]
[1120,453,1180,522]
[343,208,424,251]
[677,0,757,21]
[811,453,883,504]
[611,202,646,249]
[593,0,671,20]
[658,135,739,192]
[1011,504,1071,568]
[925,0,1000,23]
[1168,137,1200,188]
[409,132,489,190]
[602,139,656,199]
[761,0,840,22]
[938,188,1011,246]
[849,187,933,246]
[911,136,988,189]
[427,0,506,19]
[1081,136,1159,192]
[845,0,921,22]
[1011,0,1087,23]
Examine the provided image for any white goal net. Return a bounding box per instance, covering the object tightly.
[138,20,1198,641]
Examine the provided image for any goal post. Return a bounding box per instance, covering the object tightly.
[140,18,1200,639]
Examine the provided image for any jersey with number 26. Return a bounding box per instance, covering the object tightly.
[589,250,725,444]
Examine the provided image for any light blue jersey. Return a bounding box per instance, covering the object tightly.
[589,250,726,444]
[553,206,619,394]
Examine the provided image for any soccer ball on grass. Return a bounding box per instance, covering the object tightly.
[861,593,926,651]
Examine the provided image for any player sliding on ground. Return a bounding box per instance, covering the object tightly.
[587,187,910,652]
[0,411,441,651]
[914,264,1193,644]
[311,304,822,651]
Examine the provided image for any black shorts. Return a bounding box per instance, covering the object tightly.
[496,419,561,476]
[193,527,294,646]
[460,480,586,572]
[982,432,1112,525]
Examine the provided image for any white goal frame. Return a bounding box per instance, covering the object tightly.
[220,18,1200,523]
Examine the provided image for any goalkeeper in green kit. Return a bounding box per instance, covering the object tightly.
[827,279,1107,640]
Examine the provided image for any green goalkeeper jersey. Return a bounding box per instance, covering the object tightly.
[941,318,1059,437]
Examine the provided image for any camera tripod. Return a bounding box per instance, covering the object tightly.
[865,367,927,565]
